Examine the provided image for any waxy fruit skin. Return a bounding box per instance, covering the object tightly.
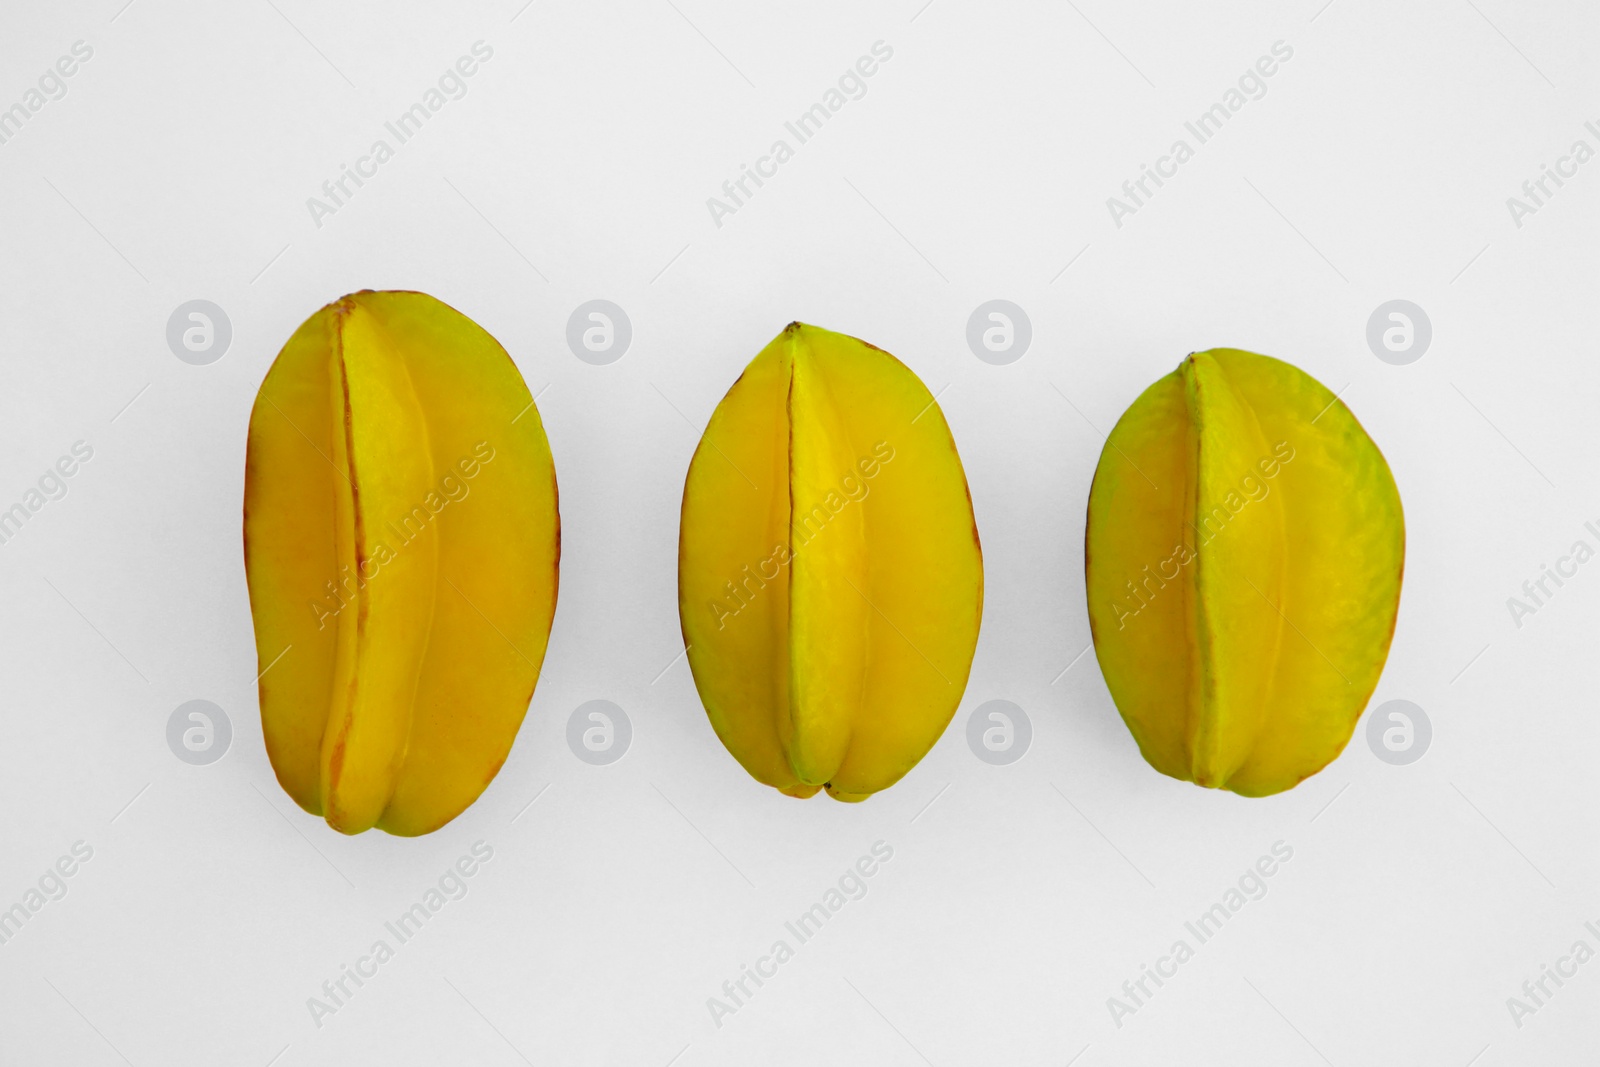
[1085,348,1403,797]
[244,291,559,836]
[678,323,983,801]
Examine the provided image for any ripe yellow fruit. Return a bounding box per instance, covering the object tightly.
[244,291,559,835]
[1085,348,1403,796]
[678,323,983,801]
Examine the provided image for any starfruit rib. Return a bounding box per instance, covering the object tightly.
[1213,349,1402,795]
[783,326,869,792]
[1184,353,1288,788]
[360,290,559,837]
[322,317,361,822]
[246,306,343,814]
[675,329,797,794]
[319,300,440,834]
[1082,368,1198,780]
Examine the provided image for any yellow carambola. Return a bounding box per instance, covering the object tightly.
[1085,348,1403,796]
[244,291,560,835]
[678,323,984,801]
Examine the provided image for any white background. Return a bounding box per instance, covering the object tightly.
[0,1,1596,1064]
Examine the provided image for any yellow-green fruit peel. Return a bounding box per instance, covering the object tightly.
[1085,348,1403,796]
